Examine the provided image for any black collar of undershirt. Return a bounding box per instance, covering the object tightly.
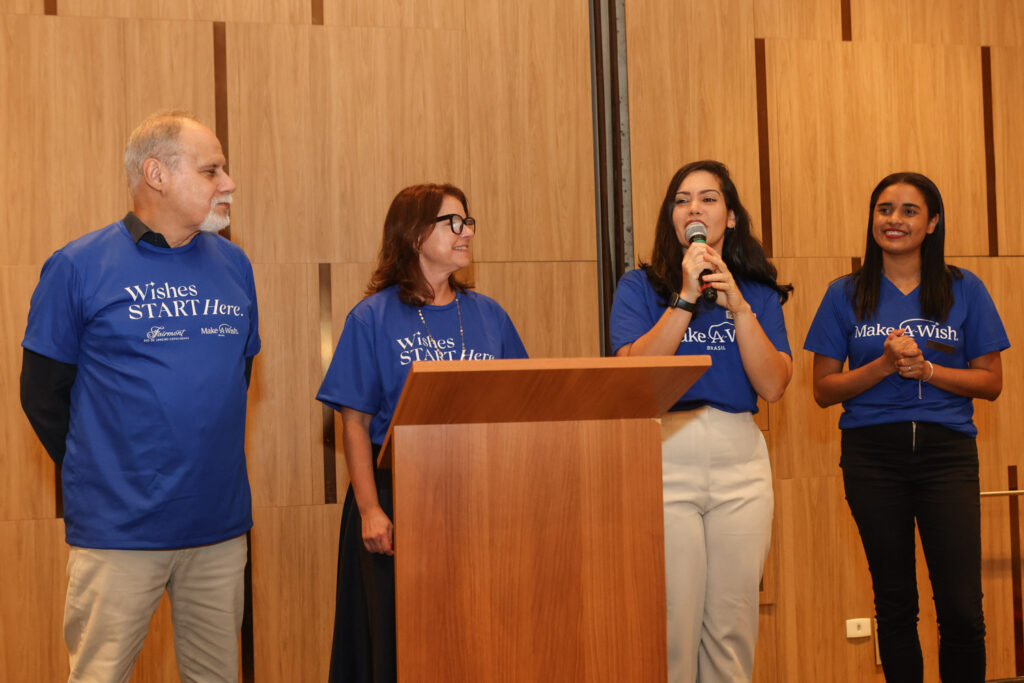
[123,212,170,248]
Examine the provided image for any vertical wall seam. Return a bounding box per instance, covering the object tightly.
[213,22,231,242]
[589,0,633,356]
[212,22,252,678]
[981,46,999,257]
[242,531,255,683]
[589,0,612,355]
[755,39,773,257]
[1008,466,1023,675]
[319,263,338,504]
[54,467,63,518]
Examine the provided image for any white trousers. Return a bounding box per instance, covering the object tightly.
[64,534,247,683]
[661,407,773,683]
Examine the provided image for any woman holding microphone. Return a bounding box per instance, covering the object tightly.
[610,160,792,682]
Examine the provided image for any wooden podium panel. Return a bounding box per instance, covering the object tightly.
[383,357,709,682]
[392,419,666,682]
[380,356,712,466]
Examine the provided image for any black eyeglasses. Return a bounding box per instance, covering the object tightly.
[437,214,477,235]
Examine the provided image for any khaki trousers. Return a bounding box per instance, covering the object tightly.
[64,534,247,683]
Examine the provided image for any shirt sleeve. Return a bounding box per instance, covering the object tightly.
[962,274,1009,360]
[20,348,77,465]
[500,311,529,359]
[22,251,85,364]
[316,311,383,415]
[803,280,851,362]
[609,270,658,354]
[752,286,791,356]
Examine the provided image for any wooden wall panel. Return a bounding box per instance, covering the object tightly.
[327,261,377,494]
[770,258,849,479]
[992,48,1024,256]
[51,17,131,253]
[471,262,600,359]
[328,263,377,342]
[1,15,64,265]
[130,595,180,683]
[753,606,778,683]
[123,19,216,136]
[850,0,982,45]
[625,0,760,266]
[228,23,470,265]
[0,267,59,520]
[1,14,215,267]
[466,0,596,263]
[0,519,68,682]
[323,0,463,29]
[982,0,1024,46]
[767,40,986,258]
[0,0,43,14]
[225,24,325,263]
[247,263,322,507]
[951,258,1023,481]
[754,0,841,40]
[58,0,309,24]
[978,463,1021,680]
[322,26,470,263]
[774,477,883,681]
[251,504,342,682]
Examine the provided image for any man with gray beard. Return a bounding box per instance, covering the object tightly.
[20,110,260,682]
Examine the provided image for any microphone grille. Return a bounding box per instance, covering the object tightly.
[684,222,708,242]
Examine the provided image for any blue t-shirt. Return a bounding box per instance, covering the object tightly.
[803,270,1009,436]
[22,221,261,549]
[317,286,529,445]
[609,268,791,414]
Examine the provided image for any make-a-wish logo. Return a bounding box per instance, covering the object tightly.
[144,326,189,343]
[201,323,240,337]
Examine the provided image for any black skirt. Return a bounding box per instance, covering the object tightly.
[328,446,396,683]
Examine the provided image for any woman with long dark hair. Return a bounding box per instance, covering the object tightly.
[609,160,793,682]
[317,183,528,682]
[805,172,1008,682]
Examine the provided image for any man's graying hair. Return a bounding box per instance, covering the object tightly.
[123,110,200,189]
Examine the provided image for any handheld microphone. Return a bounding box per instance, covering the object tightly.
[684,222,717,303]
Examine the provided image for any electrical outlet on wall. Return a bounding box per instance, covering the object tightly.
[845,618,872,639]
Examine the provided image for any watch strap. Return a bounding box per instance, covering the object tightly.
[670,294,699,313]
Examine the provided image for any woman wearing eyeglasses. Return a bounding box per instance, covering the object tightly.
[317,183,528,683]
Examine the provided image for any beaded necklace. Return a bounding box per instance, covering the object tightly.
[417,296,465,357]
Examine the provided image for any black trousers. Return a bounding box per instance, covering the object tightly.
[841,421,985,683]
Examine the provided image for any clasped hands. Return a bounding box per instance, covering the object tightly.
[884,329,929,381]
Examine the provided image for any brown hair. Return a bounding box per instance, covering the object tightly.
[365,183,473,305]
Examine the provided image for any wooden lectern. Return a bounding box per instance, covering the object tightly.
[379,356,710,682]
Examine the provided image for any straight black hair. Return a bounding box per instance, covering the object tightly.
[851,172,961,322]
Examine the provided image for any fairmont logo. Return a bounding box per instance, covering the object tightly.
[144,326,189,343]
[201,323,240,337]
